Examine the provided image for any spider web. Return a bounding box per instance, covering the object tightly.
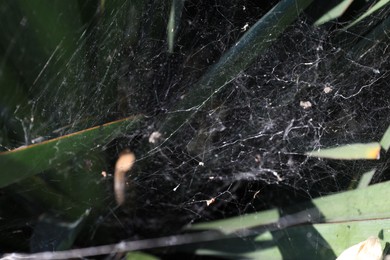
[1,0,390,254]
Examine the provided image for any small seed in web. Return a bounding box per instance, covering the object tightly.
[173,184,180,191]
[254,154,262,164]
[300,100,312,109]
[114,149,135,206]
[241,23,249,32]
[149,131,162,144]
[323,85,332,93]
[206,198,215,206]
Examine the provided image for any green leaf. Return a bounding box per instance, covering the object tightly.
[237,220,386,259]
[2,0,83,98]
[8,176,87,218]
[357,168,376,189]
[0,1,85,147]
[344,0,390,30]
[349,14,390,59]
[0,116,142,188]
[186,181,390,258]
[159,0,314,135]
[126,251,160,260]
[0,64,30,148]
[16,0,82,59]
[189,208,279,234]
[183,220,388,259]
[4,150,108,220]
[189,180,390,233]
[380,125,390,151]
[314,0,354,26]
[167,0,185,53]
[305,142,381,160]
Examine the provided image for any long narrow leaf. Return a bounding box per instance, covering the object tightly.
[344,0,390,29]
[314,0,354,26]
[167,0,185,53]
[189,180,390,233]
[190,219,388,259]
[185,181,390,258]
[305,142,381,160]
[357,168,376,189]
[380,125,390,151]
[9,216,388,260]
[349,14,390,59]
[0,116,142,187]
[159,0,314,135]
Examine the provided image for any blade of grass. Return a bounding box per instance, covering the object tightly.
[189,180,390,233]
[184,180,390,258]
[189,219,388,259]
[125,251,160,260]
[10,216,388,260]
[344,0,390,30]
[273,219,388,259]
[348,168,377,190]
[167,0,185,53]
[380,125,390,151]
[349,14,390,59]
[189,208,280,234]
[0,116,142,188]
[90,0,146,114]
[357,168,376,189]
[305,142,381,160]
[125,0,145,46]
[314,0,354,26]
[159,0,314,135]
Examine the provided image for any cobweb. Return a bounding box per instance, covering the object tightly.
[1,0,390,252]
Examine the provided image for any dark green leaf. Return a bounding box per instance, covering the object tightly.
[0,116,142,187]
[30,210,90,252]
[160,0,314,135]
[344,0,390,29]
[189,180,390,233]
